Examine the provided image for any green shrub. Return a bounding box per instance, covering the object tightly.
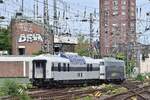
[18,92,31,100]
[1,80,19,96]
[83,96,92,100]
[0,80,31,100]
[136,74,145,81]
[26,83,33,89]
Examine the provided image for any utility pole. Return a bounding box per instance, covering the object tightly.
[43,0,51,53]
[21,0,24,13]
[33,0,35,19]
[89,13,94,57]
[44,0,49,25]
[33,0,39,19]
[36,0,39,18]
[53,0,58,34]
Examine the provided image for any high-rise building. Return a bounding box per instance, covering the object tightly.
[99,0,136,57]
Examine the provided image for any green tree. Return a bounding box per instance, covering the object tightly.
[126,59,135,76]
[75,35,91,56]
[32,50,45,55]
[116,52,125,60]
[116,52,135,77]
[0,28,11,53]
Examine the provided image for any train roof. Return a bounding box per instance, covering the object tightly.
[83,57,100,64]
[32,54,70,63]
[59,53,86,65]
[95,58,124,63]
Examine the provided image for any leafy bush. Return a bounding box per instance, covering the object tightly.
[1,80,19,96]
[136,74,145,81]
[18,92,31,100]
[26,83,33,89]
[0,80,31,100]
[83,96,92,100]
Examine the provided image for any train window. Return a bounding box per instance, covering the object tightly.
[58,63,61,72]
[67,64,70,72]
[90,64,93,71]
[87,64,90,71]
[81,73,83,77]
[63,63,66,71]
[52,63,54,71]
[100,62,104,65]
[77,73,80,77]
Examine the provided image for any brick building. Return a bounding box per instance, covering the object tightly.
[11,17,77,55]
[99,0,136,56]
[11,18,54,55]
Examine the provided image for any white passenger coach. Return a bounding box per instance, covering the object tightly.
[29,53,126,87]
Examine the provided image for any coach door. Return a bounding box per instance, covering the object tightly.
[33,60,47,79]
[99,62,105,79]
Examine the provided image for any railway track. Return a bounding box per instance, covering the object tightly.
[104,81,150,100]
[29,88,101,100]
[1,80,150,100]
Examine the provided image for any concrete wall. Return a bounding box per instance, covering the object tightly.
[0,56,31,78]
[140,54,150,74]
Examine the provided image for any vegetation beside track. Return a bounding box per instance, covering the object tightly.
[1,79,150,100]
[0,80,31,100]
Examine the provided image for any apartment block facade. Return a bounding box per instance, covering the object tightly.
[100,0,136,56]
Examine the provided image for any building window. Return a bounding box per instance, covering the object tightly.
[105,23,109,27]
[104,7,109,11]
[131,2,135,6]
[122,12,126,15]
[131,12,135,16]
[122,0,126,5]
[122,23,126,26]
[105,11,109,16]
[131,7,135,12]
[105,31,108,34]
[113,0,118,6]
[113,6,118,11]
[130,23,134,27]
[18,48,25,55]
[104,1,109,5]
[122,6,126,10]
[130,23,135,32]
[112,11,118,15]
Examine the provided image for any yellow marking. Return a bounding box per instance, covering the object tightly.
[131,96,137,100]
[94,91,102,97]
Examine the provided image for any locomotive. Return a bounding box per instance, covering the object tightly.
[29,53,126,87]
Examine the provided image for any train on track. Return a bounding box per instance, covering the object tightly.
[29,53,126,87]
